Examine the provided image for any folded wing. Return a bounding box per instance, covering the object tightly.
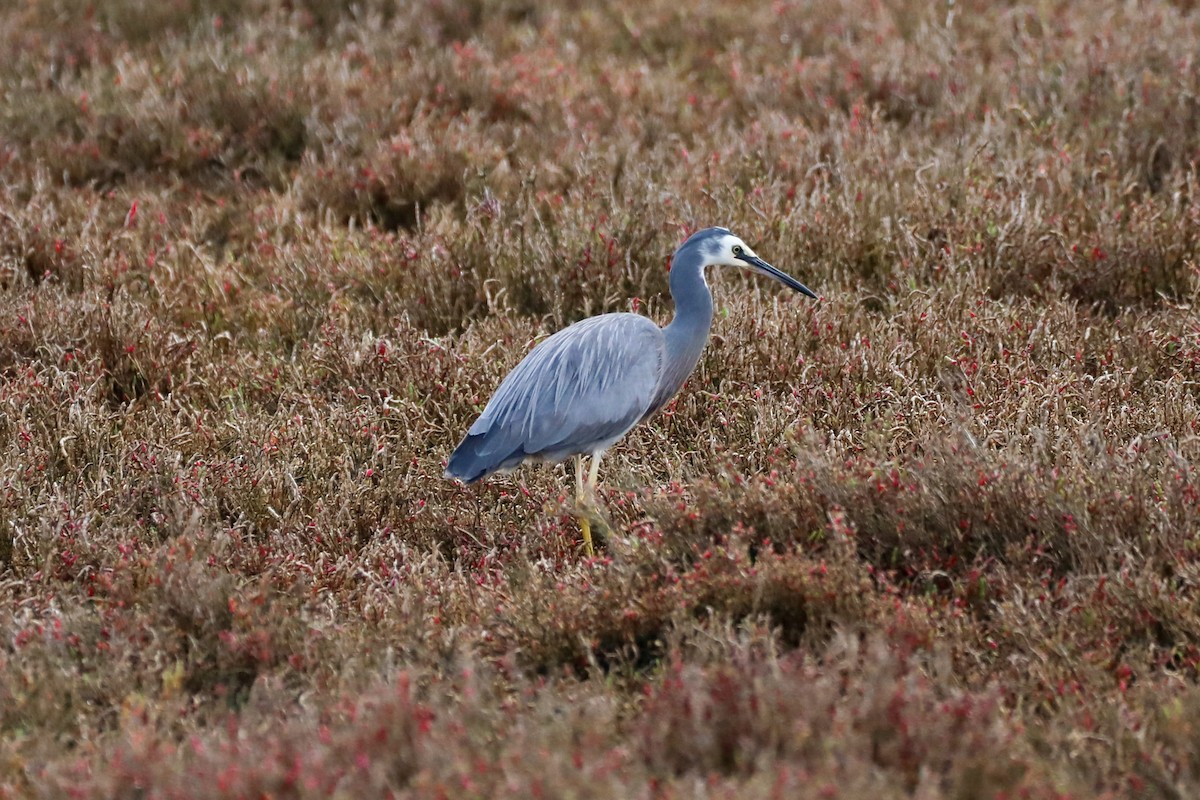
[446,313,665,482]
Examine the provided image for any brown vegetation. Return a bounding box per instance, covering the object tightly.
[1,0,1199,796]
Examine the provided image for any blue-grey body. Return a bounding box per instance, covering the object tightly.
[445,227,816,484]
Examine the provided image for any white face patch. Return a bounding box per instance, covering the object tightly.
[713,233,756,266]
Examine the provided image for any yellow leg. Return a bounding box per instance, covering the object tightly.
[579,515,594,556]
[575,455,594,556]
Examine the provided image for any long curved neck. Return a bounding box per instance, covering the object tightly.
[654,248,713,408]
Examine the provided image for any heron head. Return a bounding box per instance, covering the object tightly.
[705,229,818,299]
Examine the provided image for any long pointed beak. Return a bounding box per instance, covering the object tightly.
[743,255,818,299]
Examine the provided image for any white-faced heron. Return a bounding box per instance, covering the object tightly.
[446,227,817,554]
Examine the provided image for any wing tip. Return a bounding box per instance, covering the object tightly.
[444,452,487,484]
[446,432,527,483]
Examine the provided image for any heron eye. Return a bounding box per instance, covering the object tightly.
[732,245,744,257]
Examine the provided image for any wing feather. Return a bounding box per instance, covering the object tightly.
[447,314,664,481]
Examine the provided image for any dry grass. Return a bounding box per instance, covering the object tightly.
[1,0,1200,796]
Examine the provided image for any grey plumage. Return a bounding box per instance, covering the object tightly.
[446,313,663,482]
[445,226,816,484]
